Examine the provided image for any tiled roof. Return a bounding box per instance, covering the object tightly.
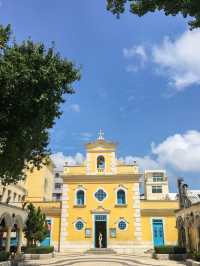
[187,190,200,204]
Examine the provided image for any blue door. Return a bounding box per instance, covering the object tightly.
[152,219,164,246]
[40,220,51,246]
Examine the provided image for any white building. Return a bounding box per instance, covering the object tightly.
[52,169,63,201]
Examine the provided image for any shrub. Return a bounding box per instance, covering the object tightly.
[0,251,10,262]
[191,252,200,262]
[23,246,54,254]
[154,245,186,254]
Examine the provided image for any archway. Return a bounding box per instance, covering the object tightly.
[0,213,12,252]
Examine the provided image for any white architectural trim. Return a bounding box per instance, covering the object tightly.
[132,183,142,241]
[110,152,116,174]
[86,153,90,175]
[60,184,69,251]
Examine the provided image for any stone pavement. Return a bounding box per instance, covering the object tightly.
[24,253,186,266]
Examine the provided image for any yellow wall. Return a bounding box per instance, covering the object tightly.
[141,215,178,244]
[51,216,60,244]
[24,161,54,201]
[66,182,138,243]
[141,200,179,245]
[141,200,179,210]
[60,136,179,251]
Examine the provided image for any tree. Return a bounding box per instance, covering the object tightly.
[106,0,200,29]
[0,25,80,184]
[24,203,49,247]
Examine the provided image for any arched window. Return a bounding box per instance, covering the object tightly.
[117,189,126,205]
[97,156,105,170]
[76,190,84,206]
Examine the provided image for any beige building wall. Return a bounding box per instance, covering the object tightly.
[0,181,27,208]
[144,170,169,200]
[24,160,55,202]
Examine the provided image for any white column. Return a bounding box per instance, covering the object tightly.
[16,228,23,254]
[5,227,11,252]
[132,183,142,241]
[60,184,69,252]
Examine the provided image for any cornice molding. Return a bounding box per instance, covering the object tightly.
[63,174,141,184]
[141,209,177,216]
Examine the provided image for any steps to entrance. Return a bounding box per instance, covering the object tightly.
[85,248,116,255]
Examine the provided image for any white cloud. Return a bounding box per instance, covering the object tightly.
[152,130,200,172]
[126,65,139,73]
[69,104,80,113]
[123,45,147,61]
[123,45,147,73]
[153,30,200,90]
[119,155,160,172]
[80,132,93,141]
[72,132,93,141]
[120,130,200,174]
[51,152,84,170]
[80,132,92,138]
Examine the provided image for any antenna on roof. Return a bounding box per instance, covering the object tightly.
[98,129,104,140]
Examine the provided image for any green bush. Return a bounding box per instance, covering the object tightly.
[154,245,186,254]
[24,246,54,254]
[191,252,200,262]
[0,251,10,262]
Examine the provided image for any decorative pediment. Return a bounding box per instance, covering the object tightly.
[90,205,110,214]
[85,138,117,152]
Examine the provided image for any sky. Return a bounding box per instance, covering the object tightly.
[1,0,200,191]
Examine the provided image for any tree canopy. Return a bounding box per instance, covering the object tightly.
[24,203,48,247]
[106,0,200,29]
[0,25,80,184]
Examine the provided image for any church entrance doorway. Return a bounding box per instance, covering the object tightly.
[94,215,107,248]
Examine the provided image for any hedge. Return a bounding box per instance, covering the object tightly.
[190,252,200,262]
[0,251,10,262]
[154,245,186,254]
[23,246,54,254]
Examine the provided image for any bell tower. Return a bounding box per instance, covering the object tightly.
[85,130,117,175]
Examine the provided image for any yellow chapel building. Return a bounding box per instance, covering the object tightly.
[58,131,179,253]
[0,131,180,254]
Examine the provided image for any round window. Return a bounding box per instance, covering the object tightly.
[94,189,107,201]
[118,220,127,230]
[75,221,84,230]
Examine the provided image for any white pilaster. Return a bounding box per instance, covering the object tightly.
[86,153,90,175]
[60,184,69,251]
[132,183,142,241]
[110,152,117,174]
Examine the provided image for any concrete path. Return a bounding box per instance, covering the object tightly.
[24,253,186,266]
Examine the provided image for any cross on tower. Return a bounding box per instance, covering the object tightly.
[98,129,104,140]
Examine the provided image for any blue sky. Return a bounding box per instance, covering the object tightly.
[1,0,200,190]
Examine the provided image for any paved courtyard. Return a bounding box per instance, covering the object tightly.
[27,253,186,266]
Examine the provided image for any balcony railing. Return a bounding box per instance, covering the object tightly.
[97,168,104,173]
